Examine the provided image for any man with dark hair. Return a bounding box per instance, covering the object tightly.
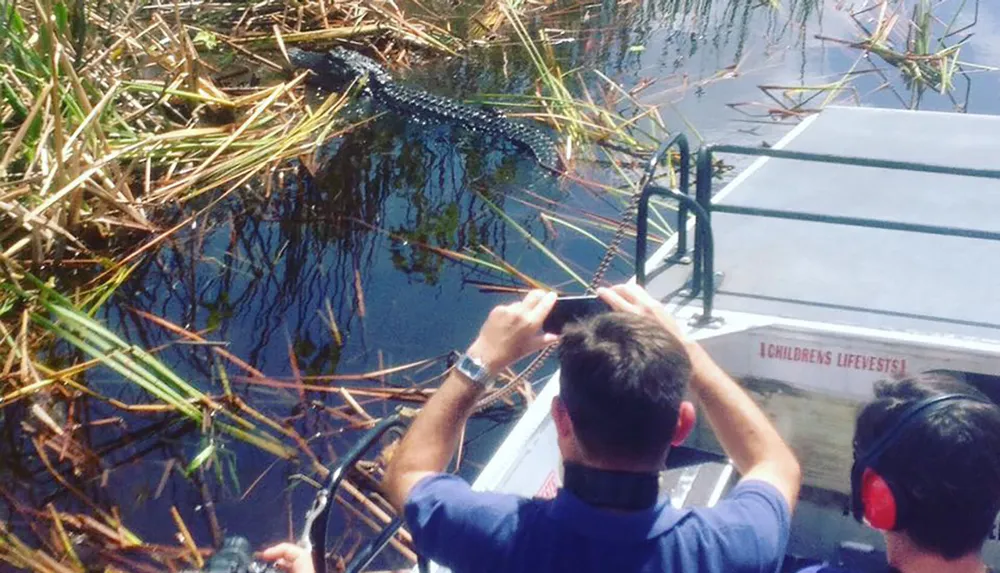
[799,371,1000,573]
[371,283,801,573]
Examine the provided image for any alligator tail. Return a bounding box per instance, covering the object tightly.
[375,83,564,173]
[499,121,563,174]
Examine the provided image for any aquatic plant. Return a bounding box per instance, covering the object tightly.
[816,0,992,110]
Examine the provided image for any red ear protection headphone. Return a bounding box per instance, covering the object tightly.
[850,393,989,531]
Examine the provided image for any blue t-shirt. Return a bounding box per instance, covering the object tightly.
[405,473,790,573]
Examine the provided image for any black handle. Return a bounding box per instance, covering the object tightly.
[308,414,409,573]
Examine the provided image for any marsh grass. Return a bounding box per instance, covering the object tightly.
[0,0,459,267]
[721,0,993,120]
[0,269,462,570]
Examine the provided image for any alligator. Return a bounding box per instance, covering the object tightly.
[288,47,563,174]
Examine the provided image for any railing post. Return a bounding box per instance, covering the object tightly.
[661,135,691,263]
[693,146,715,299]
[636,185,651,287]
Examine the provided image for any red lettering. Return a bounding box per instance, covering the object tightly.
[759,343,905,373]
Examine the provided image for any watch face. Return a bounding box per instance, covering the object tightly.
[458,354,489,384]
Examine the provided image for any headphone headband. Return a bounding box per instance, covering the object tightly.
[856,393,989,468]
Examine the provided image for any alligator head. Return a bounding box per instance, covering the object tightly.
[288,47,390,91]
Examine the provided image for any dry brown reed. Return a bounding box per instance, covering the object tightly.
[0,0,459,268]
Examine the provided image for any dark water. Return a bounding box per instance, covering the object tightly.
[34,0,1000,565]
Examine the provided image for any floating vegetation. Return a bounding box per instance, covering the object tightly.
[814,0,986,108]
[742,0,997,118]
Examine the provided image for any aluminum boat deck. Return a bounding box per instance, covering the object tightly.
[645,106,1000,342]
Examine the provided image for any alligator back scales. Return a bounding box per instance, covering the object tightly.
[289,48,562,174]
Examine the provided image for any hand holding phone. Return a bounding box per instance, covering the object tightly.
[542,295,612,334]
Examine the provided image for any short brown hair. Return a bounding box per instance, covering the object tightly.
[557,312,691,464]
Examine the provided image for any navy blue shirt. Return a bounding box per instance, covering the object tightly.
[405,473,791,573]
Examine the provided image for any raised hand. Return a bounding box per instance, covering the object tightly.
[596,283,687,343]
[465,289,560,373]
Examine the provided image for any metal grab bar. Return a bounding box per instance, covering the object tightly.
[634,134,690,282]
[304,413,409,573]
[344,518,406,573]
[686,142,1000,327]
[637,184,717,324]
[711,204,1000,242]
[693,142,1000,245]
[634,133,721,324]
[705,143,1000,181]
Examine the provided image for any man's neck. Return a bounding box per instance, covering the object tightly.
[561,462,660,511]
[886,534,987,573]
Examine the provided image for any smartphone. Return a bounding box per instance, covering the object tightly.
[542,295,612,334]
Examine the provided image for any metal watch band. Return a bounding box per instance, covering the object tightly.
[454,353,493,387]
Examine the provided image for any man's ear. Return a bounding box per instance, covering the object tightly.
[552,396,574,440]
[671,401,696,446]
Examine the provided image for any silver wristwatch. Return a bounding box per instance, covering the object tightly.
[454,353,494,387]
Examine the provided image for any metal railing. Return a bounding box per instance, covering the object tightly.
[636,140,1000,325]
[635,134,689,278]
[635,134,719,325]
